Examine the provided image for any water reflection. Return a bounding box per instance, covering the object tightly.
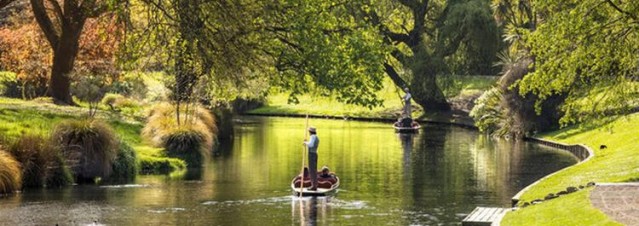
[0,116,578,225]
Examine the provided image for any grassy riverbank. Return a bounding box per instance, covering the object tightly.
[502,113,639,225]
[0,97,186,174]
[250,76,497,120]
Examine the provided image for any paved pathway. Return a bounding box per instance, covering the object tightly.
[590,183,639,225]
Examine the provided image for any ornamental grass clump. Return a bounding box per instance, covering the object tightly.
[142,103,216,167]
[52,119,118,183]
[108,140,138,182]
[6,134,73,188]
[0,150,22,194]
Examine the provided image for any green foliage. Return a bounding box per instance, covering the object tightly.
[437,75,499,98]
[0,150,22,194]
[470,87,510,136]
[51,119,118,182]
[263,1,390,107]
[71,73,112,117]
[5,134,72,188]
[110,73,148,100]
[518,0,639,126]
[109,140,138,181]
[439,0,501,75]
[0,71,20,97]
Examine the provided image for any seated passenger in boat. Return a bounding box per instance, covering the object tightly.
[317,166,337,188]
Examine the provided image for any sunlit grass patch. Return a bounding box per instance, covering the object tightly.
[502,113,639,225]
[252,76,497,118]
[502,189,618,225]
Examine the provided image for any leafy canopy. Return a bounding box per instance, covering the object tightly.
[518,0,639,125]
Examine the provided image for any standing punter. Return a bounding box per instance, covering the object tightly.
[304,126,320,190]
[403,87,412,117]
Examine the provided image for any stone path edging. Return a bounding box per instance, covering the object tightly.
[510,137,594,207]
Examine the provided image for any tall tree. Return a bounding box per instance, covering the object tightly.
[359,0,500,112]
[30,0,117,105]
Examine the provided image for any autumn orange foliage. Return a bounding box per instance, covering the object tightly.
[0,9,124,98]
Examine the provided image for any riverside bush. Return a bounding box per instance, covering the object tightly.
[163,127,209,167]
[6,134,73,188]
[0,150,22,194]
[142,103,216,167]
[52,119,118,183]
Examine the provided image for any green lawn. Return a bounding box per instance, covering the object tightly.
[251,76,497,119]
[0,97,185,174]
[501,113,639,225]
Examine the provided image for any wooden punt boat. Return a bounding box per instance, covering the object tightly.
[393,121,421,133]
[291,176,340,197]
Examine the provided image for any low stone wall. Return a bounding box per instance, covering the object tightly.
[523,137,592,161]
[511,137,594,206]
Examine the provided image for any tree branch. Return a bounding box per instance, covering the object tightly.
[384,62,407,89]
[366,8,411,44]
[46,0,64,21]
[605,0,637,21]
[30,0,60,48]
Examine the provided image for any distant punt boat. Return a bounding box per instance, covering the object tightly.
[291,175,340,197]
[393,121,421,133]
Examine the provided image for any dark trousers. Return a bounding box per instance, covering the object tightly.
[308,152,318,189]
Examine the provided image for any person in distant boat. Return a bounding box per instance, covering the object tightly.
[402,87,412,118]
[304,127,320,191]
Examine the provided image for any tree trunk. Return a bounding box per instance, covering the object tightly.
[47,17,85,105]
[410,71,450,112]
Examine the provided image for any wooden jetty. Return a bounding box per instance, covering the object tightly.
[462,207,509,226]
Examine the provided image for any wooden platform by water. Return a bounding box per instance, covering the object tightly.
[462,207,509,226]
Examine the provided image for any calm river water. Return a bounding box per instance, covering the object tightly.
[0,116,577,225]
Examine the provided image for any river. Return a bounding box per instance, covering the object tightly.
[0,116,577,225]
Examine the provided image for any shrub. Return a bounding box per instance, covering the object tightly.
[142,103,216,167]
[109,140,138,181]
[163,127,210,167]
[142,103,216,147]
[6,134,70,188]
[0,150,22,194]
[51,119,118,183]
[0,71,20,98]
[470,87,511,137]
[110,72,147,100]
[101,93,141,111]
